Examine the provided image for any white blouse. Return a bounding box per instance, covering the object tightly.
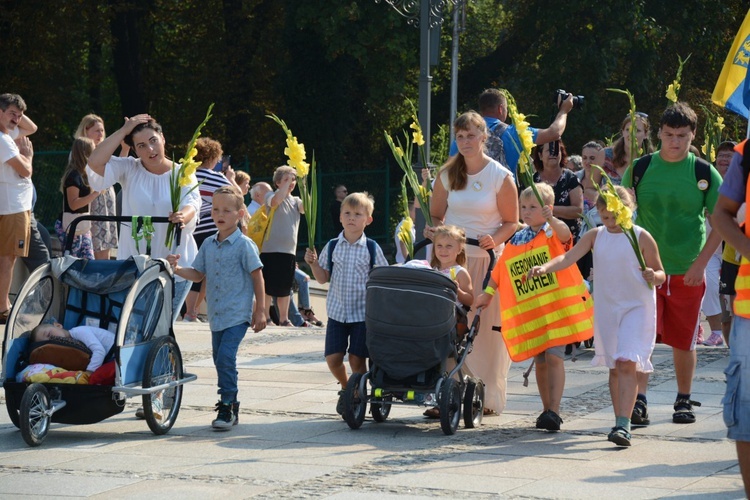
[86,156,201,276]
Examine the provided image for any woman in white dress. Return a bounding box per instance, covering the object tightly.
[426,110,519,415]
[86,114,200,323]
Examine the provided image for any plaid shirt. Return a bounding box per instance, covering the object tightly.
[320,233,388,323]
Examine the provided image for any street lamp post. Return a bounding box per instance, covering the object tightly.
[374,0,457,167]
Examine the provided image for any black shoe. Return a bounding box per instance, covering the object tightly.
[673,397,701,424]
[336,390,345,416]
[232,401,240,425]
[631,398,650,426]
[537,409,562,431]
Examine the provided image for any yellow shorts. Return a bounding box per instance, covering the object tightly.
[0,211,31,257]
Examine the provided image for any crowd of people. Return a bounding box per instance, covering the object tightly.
[0,90,747,492]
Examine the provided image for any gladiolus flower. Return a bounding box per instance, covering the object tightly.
[666,82,679,103]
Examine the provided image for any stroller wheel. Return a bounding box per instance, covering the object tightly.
[463,378,484,428]
[439,378,461,435]
[343,373,367,429]
[142,336,184,435]
[20,383,52,447]
[6,394,21,429]
[371,394,392,423]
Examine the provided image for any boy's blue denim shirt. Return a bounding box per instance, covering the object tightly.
[192,228,263,331]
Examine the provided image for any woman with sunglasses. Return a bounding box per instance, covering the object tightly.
[594,113,654,186]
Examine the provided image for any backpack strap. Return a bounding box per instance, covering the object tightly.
[327,237,378,274]
[631,154,653,192]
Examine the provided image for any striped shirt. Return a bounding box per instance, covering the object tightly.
[320,233,388,323]
[194,168,231,237]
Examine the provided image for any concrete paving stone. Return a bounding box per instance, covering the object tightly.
[409,452,563,480]
[252,442,385,467]
[302,421,455,451]
[52,451,200,474]
[246,336,325,355]
[476,432,614,461]
[503,478,672,499]
[327,493,435,500]
[239,368,334,384]
[180,458,342,483]
[597,438,737,466]
[668,476,747,499]
[89,479,271,499]
[386,469,534,494]
[0,471,139,497]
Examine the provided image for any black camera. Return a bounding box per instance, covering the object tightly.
[554,89,584,110]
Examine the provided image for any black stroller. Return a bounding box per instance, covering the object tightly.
[342,239,494,435]
[2,216,196,446]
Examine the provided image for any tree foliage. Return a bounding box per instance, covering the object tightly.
[0,0,747,177]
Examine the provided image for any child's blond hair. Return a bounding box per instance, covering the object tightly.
[596,185,635,211]
[341,192,375,216]
[430,225,467,268]
[520,183,554,206]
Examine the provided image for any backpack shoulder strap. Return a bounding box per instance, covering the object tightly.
[631,154,653,192]
[694,157,712,201]
[327,238,338,273]
[366,238,378,269]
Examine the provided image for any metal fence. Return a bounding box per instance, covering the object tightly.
[33,152,399,254]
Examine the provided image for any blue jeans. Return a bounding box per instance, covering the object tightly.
[212,322,249,403]
[172,279,191,324]
[724,315,750,442]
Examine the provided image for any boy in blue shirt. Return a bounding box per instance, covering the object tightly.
[168,186,266,430]
[304,192,388,415]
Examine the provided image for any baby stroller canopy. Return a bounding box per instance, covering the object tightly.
[366,266,457,380]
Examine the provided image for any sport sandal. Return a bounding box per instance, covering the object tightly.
[608,426,632,447]
[631,398,650,426]
[673,397,701,424]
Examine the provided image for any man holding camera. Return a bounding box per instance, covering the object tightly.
[448,88,576,176]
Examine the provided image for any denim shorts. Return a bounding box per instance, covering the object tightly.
[324,319,368,358]
[723,315,750,442]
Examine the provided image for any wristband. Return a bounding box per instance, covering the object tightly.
[484,286,496,296]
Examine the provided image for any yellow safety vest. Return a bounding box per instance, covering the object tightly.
[493,228,594,361]
[733,140,750,318]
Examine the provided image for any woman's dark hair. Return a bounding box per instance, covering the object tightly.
[532,139,568,172]
[612,115,654,170]
[123,119,163,148]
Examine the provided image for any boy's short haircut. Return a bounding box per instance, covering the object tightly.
[0,93,27,112]
[342,192,375,216]
[521,183,554,206]
[272,165,297,185]
[213,186,245,210]
[660,101,698,131]
[235,170,250,184]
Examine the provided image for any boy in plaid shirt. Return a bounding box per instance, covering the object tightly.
[305,192,387,415]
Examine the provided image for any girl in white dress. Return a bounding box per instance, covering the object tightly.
[528,186,665,447]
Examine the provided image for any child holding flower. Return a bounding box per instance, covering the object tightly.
[527,185,665,447]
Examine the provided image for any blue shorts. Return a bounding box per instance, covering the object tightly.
[723,315,750,442]
[325,319,368,358]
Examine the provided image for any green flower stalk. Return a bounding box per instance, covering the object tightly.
[384,106,432,227]
[592,165,651,289]
[666,53,691,103]
[267,113,318,250]
[499,89,544,207]
[166,103,213,250]
[699,105,725,163]
[398,176,414,259]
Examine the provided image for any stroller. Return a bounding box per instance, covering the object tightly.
[342,239,495,435]
[2,216,196,446]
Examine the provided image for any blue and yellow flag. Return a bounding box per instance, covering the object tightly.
[712,9,750,119]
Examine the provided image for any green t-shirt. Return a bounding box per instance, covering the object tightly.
[622,152,722,275]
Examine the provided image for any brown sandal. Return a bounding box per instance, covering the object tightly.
[423,407,440,419]
[299,307,323,327]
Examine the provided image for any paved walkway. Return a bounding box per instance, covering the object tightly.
[0,322,744,499]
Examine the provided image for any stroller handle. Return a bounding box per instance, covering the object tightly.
[63,215,182,256]
[411,237,496,289]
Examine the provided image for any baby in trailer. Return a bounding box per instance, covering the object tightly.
[30,323,114,373]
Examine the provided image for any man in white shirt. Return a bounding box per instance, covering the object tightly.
[0,93,34,323]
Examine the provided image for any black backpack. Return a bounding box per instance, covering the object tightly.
[484,121,509,168]
[327,237,379,273]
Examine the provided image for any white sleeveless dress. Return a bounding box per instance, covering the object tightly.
[591,226,656,372]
